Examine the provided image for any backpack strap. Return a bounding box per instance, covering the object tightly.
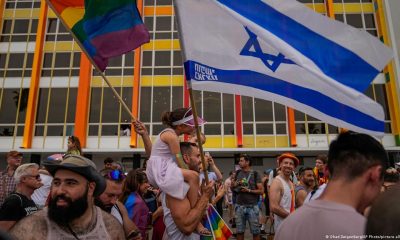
[273,168,278,178]
[253,171,258,183]
[114,203,123,219]
[234,169,241,182]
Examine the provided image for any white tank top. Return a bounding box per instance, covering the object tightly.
[45,206,112,240]
[161,193,200,240]
[274,175,293,232]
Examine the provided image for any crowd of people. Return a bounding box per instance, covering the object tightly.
[0,108,399,240]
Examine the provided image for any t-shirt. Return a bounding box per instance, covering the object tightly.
[32,174,53,209]
[124,192,149,238]
[0,192,38,221]
[199,172,218,183]
[304,183,327,204]
[0,169,16,207]
[224,178,233,204]
[234,170,261,205]
[275,200,366,240]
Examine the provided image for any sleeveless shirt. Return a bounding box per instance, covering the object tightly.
[45,206,112,240]
[161,192,200,240]
[273,175,294,232]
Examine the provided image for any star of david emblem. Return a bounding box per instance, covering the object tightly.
[240,27,295,72]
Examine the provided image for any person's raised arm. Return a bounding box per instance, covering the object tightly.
[211,184,225,206]
[269,179,290,218]
[167,181,214,235]
[133,121,152,157]
[207,155,222,181]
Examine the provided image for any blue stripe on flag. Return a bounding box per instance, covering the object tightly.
[217,0,379,92]
[185,60,384,132]
[83,3,144,39]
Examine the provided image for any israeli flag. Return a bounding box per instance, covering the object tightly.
[174,0,393,136]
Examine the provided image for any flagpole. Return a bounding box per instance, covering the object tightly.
[188,85,209,185]
[174,0,211,186]
[45,0,137,122]
[97,70,136,121]
[174,2,209,185]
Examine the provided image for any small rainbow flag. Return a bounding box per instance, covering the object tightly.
[202,205,233,240]
[46,0,150,71]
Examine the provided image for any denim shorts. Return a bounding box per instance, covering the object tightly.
[235,204,261,235]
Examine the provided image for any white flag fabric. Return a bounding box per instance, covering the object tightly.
[174,0,393,136]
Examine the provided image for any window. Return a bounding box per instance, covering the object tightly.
[89,86,134,136]
[156,16,172,31]
[34,88,76,136]
[8,53,26,68]
[1,18,38,42]
[139,87,152,122]
[204,124,221,135]
[155,51,171,66]
[203,92,221,122]
[345,14,363,28]
[0,88,29,127]
[255,99,273,121]
[223,94,234,122]
[102,87,122,123]
[41,52,80,77]
[152,87,171,121]
[45,18,73,41]
[242,96,254,122]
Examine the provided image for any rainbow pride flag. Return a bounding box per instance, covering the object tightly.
[202,205,233,240]
[47,0,150,71]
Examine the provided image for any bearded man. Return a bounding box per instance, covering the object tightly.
[10,155,125,240]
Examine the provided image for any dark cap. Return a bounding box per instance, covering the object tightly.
[7,151,23,158]
[43,154,106,196]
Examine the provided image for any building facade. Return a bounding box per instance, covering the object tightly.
[0,0,399,172]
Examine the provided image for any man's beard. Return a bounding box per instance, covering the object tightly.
[94,198,112,213]
[48,186,89,226]
[187,159,200,173]
[304,179,314,187]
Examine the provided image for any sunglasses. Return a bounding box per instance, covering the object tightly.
[27,175,41,180]
[107,169,126,181]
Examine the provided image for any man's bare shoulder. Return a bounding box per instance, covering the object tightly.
[10,210,47,240]
[101,209,125,240]
[270,177,283,189]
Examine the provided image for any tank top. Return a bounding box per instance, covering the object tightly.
[161,192,200,240]
[151,128,176,158]
[273,175,294,232]
[45,206,112,240]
